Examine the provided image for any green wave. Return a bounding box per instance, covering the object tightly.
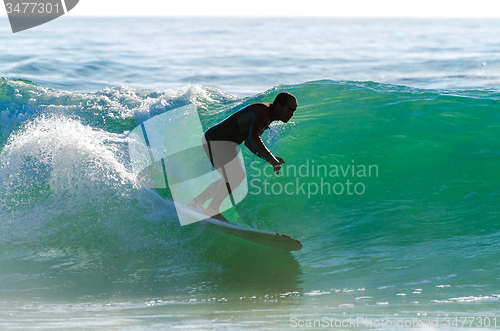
[1,79,499,304]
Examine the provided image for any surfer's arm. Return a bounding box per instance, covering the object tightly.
[243,110,279,165]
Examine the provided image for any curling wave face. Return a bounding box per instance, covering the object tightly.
[0,78,499,318]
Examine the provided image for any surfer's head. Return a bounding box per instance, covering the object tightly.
[273,92,297,123]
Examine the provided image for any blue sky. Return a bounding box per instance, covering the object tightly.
[2,0,499,17]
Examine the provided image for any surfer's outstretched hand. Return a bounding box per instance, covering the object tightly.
[272,157,285,174]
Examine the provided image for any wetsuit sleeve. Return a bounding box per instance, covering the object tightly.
[244,110,277,164]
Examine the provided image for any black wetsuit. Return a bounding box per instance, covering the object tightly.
[204,103,277,167]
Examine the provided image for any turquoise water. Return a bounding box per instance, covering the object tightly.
[1,17,500,330]
[1,17,500,94]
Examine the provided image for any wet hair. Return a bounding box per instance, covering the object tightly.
[273,92,297,107]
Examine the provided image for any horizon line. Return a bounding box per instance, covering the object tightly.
[64,15,500,18]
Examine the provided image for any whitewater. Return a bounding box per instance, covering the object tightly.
[1,17,499,330]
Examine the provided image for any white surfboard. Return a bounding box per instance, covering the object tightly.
[178,205,302,251]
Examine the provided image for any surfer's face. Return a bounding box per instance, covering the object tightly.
[277,97,297,123]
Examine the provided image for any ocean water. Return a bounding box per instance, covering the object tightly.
[1,17,500,330]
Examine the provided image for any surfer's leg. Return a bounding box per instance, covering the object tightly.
[205,153,245,217]
[187,178,225,209]
[186,137,238,223]
[202,140,245,221]
[187,137,224,209]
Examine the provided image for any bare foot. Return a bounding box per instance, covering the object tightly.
[203,206,229,223]
[211,213,229,223]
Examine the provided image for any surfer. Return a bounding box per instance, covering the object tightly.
[188,92,298,222]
